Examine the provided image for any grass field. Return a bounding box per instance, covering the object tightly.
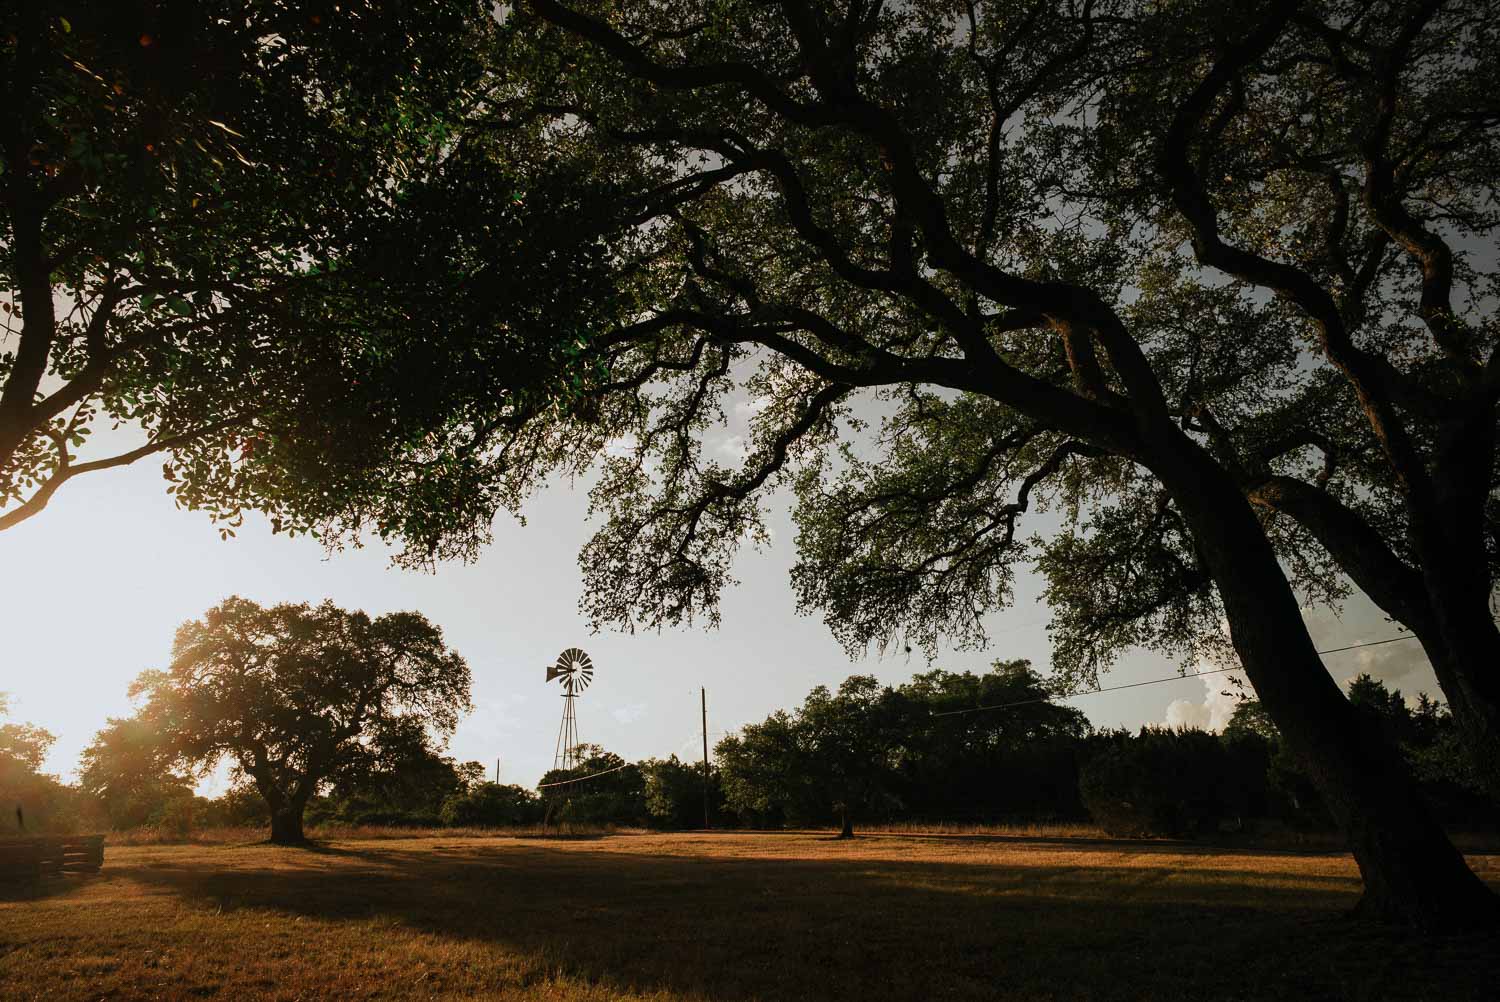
[2,831,1497,1001]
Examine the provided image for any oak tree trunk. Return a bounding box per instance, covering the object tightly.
[1413,616,1500,804]
[269,804,307,845]
[1160,445,1498,929]
[1414,413,1500,801]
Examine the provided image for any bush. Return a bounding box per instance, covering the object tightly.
[199,784,271,827]
[440,783,542,827]
[1079,728,1233,838]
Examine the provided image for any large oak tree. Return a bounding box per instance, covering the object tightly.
[308,1,1495,927]
[128,597,472,844]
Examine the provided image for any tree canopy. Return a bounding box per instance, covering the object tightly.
[0,1,614,540]
[717,663,1088,835]
[126,596,472,843]
[77,714,194,830]
[355,0,1490,927]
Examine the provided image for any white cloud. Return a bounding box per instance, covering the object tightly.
[611,700,649,725]
[1164,667,1248,733]
[735,396,771,418]
[717,435,749,461]
[603,434,638,458]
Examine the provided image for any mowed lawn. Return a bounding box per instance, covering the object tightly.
[2,832,1497,1001]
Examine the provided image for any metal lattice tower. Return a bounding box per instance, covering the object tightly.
[547,647,595,770]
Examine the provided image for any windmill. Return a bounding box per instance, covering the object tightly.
[547,647,595,770]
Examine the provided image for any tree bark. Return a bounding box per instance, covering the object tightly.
[1249,474,1500,801]
[1157,441,1498,930]
[836,804,854,839]
[268,803,307,845]
[1413,585,1500,803]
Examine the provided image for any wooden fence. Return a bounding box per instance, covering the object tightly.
[0,835,105,881]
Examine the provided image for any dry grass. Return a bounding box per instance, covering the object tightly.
[1,830,1496,1001]
[105,822,640,847]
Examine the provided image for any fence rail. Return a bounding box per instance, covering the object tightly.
[0,835,105,881]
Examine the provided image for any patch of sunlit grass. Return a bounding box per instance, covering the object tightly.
[2,832,1496,1001]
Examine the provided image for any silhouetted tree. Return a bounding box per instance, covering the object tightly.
[716,712,822,829]
[322,716,474,826]
[1223,700,1281,744]
[641,755,724,830]
[538,746,647,826]
[126,597,471,844]
[287,1,1496,926]
[0,694,74,833]
[441,783,542,827]
[890,662,1090,822]
[0,2,615,540]
[78,716,195,829]
[1080,728,1240,837]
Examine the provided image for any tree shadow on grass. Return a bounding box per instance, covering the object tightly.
[117,837,1500,1002]
[0,871,101,903]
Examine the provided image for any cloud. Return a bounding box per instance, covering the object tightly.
[1164,667,1248,733]
[1336,637,1429,692]
[734,396,771,418]
[611,700,648,725]
[602,434,638,458]
[1299,601,1435,697]
[716,435,749,461]
[469,693,530,732]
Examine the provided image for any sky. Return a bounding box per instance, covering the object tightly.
[0,415,1445,795]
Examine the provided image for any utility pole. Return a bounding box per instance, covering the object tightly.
[701,687,711,830]
[495,758,500,784]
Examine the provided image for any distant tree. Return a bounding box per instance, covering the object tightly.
[323,716,470,826]
[797,676,906,837]
[1346,673,1416,744]
[1223,700,1280,743]
[715,711,821,829]
[0,695,74,832]
[641,754,723,830]
[78,715,195,829]
[127,596,472,844]
[441,783,542,827]
[199,782,270,828]
[891,662,1090,821]
[538,746,646,826]
[1079,728,1237,838]
[0,718,52,774]
[719,663,1088,831]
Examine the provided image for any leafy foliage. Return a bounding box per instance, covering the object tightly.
[441,782,543,827]
[124,596,472,842]
[77,715,195,829]
[0,1,617,544]
[538,745,647,826]
[717,662,1089,831]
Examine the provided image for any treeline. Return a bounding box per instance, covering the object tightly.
[479,661,1498,838]
[5,657,1492,841]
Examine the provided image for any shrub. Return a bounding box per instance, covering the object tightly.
[1079,728,1232,838]
[440,783,542,827]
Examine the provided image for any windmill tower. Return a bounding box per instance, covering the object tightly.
[547,647,595,770]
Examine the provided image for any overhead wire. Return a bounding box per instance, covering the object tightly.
[928,630,1426,718]
[537,761,632,788]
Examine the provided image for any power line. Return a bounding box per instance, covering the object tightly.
[1312,634,1419,656]
[929,667,1241,717]
[536,762,631,788]
[929,630,1424,718]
